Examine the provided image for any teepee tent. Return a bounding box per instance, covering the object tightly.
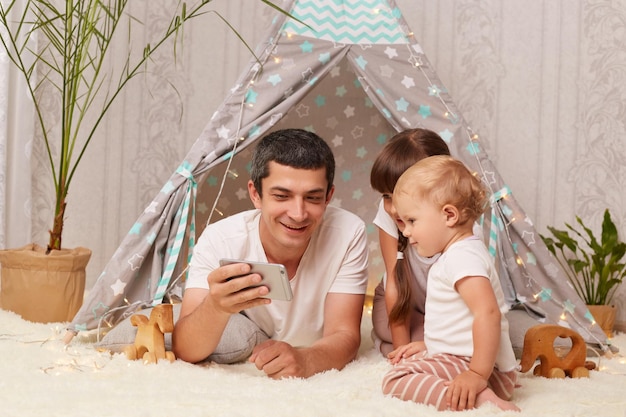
[68,0,608,349]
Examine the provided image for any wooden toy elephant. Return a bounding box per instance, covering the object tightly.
[124,303,176,364]
[519,324,592,378]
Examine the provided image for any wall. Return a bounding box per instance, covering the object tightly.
[28,0,626,327]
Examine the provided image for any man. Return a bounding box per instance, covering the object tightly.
[173,128,369,379]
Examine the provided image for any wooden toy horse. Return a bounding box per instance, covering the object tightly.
[124,304,176,364]
[519,324,593,378]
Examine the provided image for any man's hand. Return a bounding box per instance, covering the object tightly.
[207,262,272,314]
[173,262,271,364]
[249,340,308,379]
[445,369,488,411]
[387,341,426,364]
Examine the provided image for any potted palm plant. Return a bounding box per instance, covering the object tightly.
[541,208,626,337]
[0,0,287,323]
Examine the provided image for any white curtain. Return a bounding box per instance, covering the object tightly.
[0,0,32,250]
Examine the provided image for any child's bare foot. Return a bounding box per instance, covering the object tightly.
[476,388,520,412]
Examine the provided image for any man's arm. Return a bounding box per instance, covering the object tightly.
[249,292,365,378]
[172,263,270,363]
[172,288,230,363]
[304,292,365,373]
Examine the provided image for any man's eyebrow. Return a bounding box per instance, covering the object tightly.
[268,186,326,194]
[268,186,291,193]
[305,188,327,195]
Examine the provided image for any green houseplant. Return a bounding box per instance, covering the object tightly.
[541,208,626,336]
[0,0,287,322]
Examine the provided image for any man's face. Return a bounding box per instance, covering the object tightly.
[248,161,334,259]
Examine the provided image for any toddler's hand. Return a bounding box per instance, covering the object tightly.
[444,369,487,411]
[387,341,426,364]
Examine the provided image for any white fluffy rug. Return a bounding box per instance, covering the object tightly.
[1,308,626,417]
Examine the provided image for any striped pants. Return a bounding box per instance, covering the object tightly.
[382,351,517,411]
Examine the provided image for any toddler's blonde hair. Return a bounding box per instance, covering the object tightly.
[394,155,488,226]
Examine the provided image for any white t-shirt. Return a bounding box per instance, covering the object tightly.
[185,205,369,347]
[424,237,517,372]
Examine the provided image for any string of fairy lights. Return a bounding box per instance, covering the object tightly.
[397,26,609,349]
[4,3,625,383]
[88,4,609,353]
[0,323,624,379]
[93,31,272,336]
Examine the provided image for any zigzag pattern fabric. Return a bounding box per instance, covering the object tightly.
[283,0,408,44]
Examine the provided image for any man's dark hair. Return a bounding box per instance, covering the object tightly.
[250,128,335,195]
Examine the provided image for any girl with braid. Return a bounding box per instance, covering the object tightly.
[369,128,450,361]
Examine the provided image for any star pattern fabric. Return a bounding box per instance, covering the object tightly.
[68,0,607,349]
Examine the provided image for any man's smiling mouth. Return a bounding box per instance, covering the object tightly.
[282,223,307,231]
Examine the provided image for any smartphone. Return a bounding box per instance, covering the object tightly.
[218,258,293,301]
